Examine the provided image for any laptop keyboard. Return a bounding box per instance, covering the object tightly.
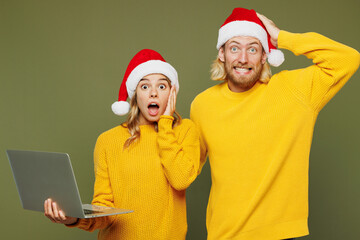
[84,209,102,214]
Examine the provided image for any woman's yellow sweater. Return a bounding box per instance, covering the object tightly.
[68,116,200,239]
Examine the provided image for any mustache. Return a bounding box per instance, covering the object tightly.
[233,63,252,68]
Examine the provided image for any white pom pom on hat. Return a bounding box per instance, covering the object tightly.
[267,49,285,67]
[216,8,285,67]
[112,49,179,116]
[111,101,130,116]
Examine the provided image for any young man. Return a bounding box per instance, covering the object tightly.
[190,8,359,240]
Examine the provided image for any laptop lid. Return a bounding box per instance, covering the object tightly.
[7,150,87,218]
[7,149,133,218]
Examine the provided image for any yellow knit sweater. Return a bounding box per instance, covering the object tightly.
[190,31,359,240]
[68,116,200,239]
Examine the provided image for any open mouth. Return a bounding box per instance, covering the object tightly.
[148,103,160,116]
[234,66,252,74]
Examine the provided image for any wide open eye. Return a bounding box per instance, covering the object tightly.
[231,46,238,52]
[141,84,148,90]
[159,84,166,90]
[248,47,257,54]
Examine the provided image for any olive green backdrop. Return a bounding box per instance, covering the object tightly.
[1,0,359,239]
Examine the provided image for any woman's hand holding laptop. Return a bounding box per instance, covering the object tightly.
[44,198,78,225]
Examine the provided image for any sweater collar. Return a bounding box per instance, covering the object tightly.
[220,80,262,99]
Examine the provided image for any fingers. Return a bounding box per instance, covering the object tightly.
[163,88,171,116]
[44,199,67,224]
[169,86,177,115]
[257,12,277,32]
[256,12,271,24]
[256,12,280,47]
[44,199,57,223]
[52,200,61,220]
[59,210,67,221]
[44,199,53,222]
[163,86,177,116]
[171,86,177,112]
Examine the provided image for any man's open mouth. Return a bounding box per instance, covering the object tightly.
[234,67,252,73]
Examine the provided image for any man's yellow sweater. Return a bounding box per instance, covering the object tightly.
[67,116,200,239]
[190,31,359,239]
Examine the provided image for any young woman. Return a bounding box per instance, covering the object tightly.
[44,49,200,239]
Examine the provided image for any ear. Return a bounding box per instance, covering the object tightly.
[261,51,267,65]
[218,47,225,62]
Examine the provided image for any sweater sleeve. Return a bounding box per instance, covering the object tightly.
[66,134,117,231]
[190,98,208,174]
[157,116,200,191]
[277,31,360,112]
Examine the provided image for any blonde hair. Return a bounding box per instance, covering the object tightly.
[210,52,272,83]
[122,79,181,149]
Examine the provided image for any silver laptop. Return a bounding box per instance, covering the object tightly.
[7,149,133,218]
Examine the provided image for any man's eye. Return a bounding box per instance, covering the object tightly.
[249,48,257,53]
[141,85,148,90]
[231,47,238,52]
[159,84,166,90]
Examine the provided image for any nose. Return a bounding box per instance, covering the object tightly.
[150,88,158,98]
[238,50,248,64]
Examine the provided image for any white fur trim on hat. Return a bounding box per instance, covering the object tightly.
[267,49,285,67]
[111,101,130,116]
[126,60,179,99]
[217,21,269,52]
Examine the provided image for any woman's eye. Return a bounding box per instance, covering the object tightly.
[159,84,166,90]
[141,85,148,90]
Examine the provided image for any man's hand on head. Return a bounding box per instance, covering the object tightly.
[256,13,280,48]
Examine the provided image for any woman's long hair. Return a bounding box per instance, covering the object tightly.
[122,80,181,149]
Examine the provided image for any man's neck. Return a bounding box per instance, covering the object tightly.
[227,79,258,93]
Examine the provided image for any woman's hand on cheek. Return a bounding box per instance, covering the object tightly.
[163,86,177,116]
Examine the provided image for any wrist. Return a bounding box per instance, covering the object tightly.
[273,29,280,47]
[158,115,174,129]
[159,115,174,122]
[65,218,79,226]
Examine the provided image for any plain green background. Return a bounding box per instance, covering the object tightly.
[1,0,359,239]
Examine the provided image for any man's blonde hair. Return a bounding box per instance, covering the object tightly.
[210,52,272,83]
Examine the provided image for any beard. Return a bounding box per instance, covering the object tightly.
[225,62,264,90]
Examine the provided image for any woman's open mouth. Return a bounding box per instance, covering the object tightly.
[148,103,160,116]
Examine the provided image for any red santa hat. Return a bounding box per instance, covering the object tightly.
[216,8,284,67]
[111,49,179,116]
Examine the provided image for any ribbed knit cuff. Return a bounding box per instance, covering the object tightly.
[158,115,174,131]
[65,218,88,229]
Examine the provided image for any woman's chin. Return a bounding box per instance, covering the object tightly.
[139,109,166,125]
[143,115,160,124]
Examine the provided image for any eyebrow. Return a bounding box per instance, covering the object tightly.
[248,41,261,46]
[228,41,261,47]
[140,78,168,81]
